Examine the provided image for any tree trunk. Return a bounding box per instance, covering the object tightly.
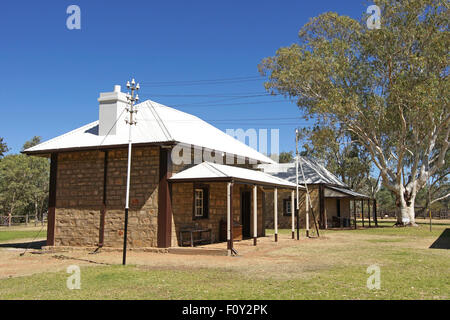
[34,202,38,227]
[395,190,417,226]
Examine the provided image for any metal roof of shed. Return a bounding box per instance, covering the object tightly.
[325,186,370,199]
[256,157,347,186]
[24,100,275,164]
[169,162,300,189]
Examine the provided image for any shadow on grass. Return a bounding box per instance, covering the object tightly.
[0,240,46,250]
[429,228,450,249]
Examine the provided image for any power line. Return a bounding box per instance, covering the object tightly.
[138,116,305,122]
[137,92,271,97]
[169,94,277,107]
[140,77,264,87]
[140,75,261,85]
[169,99,290,108]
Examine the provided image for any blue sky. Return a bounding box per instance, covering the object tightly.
[0,0,367,155]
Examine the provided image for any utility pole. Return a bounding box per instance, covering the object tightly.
[122,78,140,266]
[295,128,300,240]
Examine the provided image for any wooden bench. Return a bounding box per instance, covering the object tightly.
[179,228,212,247]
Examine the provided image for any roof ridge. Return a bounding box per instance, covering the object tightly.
[145,101,173,141]
[204,162,229,178]
[300,156,334,184]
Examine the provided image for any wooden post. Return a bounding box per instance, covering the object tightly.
[262,191,266,237]
[274,188,278,242]
[354,199,357,229]
[227,182,232,255]
[291,190,295,239]
[47,153,58,246]
[368,199,371,227]
[230,183,234,251]
[157,148,173,248]
[319,184,326,229]
[361,200,365,228]
[99,150,108,247]
[253,185,257,246]
[306,192,310,237]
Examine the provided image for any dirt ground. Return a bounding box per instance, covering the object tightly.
[1,223,447,281]
[0,235,304,279]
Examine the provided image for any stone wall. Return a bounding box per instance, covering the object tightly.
[264,186,356,229]
[324,197,351,227]
[54,146,160,247]
[264,186,320,229]
[171,182,264,247]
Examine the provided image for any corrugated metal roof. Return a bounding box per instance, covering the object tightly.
[24,100,275,164]
[256,157,370,198]
[256,157,347,186]
[169,162,299,189]
[326,186,370,199]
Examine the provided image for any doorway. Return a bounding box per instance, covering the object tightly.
[241,191,251,238]
[336,199,341,218]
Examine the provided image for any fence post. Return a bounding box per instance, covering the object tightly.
[8,214,11,227]
[26,213,29,225]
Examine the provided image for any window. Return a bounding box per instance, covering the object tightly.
[193,186,209,219]
[283,198,297,216]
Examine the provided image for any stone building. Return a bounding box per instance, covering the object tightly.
[23,85,298,252]
[256,159,372,230]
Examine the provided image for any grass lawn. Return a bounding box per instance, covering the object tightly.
[0,227,46,242]
[0,222,448,300]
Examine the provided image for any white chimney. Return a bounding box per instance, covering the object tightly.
[98,85,128,136]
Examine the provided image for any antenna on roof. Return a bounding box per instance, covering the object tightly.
[122,78,140,266]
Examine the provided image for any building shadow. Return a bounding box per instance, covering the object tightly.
[0,240,46,250]
[429,228,450,249]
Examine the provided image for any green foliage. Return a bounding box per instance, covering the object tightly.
[0,155,33,215]
[376,187,396,211]
[279,151,294,163]
[298,125,371,190]
[0,138,8,158]
[22,136,42,151]
[259,0,449,220]
[0,137,49,217]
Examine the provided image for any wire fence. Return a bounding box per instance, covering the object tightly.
[0,213,47,227]
[377,209,449,220]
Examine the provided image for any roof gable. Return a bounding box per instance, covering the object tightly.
[170,162,299,189]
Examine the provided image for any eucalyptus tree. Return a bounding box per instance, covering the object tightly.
[259,0,449,225]
[0,138,8,158]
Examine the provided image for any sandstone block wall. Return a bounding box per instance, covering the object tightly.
[54,146,160,247]
[264,186,319,229]
[171,182,264,247]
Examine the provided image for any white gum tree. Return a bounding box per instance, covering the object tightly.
[259,0,449,225]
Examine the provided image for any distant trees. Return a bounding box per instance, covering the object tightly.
[0,137,8,158]
[0,137,49,223]
[298,126,371,191]
[279,151,294,163]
